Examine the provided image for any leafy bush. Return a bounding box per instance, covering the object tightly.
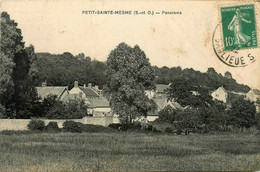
[27,119,45,131]
[145,124,154,131]
[133,121,142,130]
[63,121,85,133]
[84,124,114,133]
[157,106,179,124]
[119,123,135,131]
[1,130,34,135]
[152,127,161,133]
[176,129,182,135]
[63,121,115,133]
[38,95,87,119]
[108,123,122,130]
[45,122,59,131]
[165,127,173,133]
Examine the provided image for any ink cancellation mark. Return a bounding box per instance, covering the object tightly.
[213,4,258,67]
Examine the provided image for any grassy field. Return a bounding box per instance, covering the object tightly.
[0,131,259,171]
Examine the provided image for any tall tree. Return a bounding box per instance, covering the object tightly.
[0,12,24,103]
[228,98,256,132]
[0,12,38,118]
[224,71,232,79]
[106,42,156,124]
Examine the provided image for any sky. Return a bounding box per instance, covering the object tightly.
[1,0,259,89]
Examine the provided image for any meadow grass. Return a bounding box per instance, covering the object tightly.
[0,131,259,171]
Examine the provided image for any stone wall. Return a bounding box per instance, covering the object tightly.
[0,116,114,131]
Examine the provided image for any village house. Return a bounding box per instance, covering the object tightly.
[245,89,260,112]
[155,84,170,99]
[145,84,170,99]
[62,93,89,104]
[211,86,228,103]
[36,82,69,101]
[87,97,111,117]
[245,89,260,102]
[69,81,111,116]
[146,98,184,122]
[69,81,100,99]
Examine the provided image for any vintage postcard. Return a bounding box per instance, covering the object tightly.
[0,0,260,171]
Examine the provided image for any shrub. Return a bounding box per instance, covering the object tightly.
[62,121,115,133]
[27,119,45,131]
[165,127,173,133]
[152,127,161,133]
[133,121,142,130]
[40,95,87,119]
[62,121,85,133]
[157,106,179,124]
[145,124,153,131]
[46,122,59,131]
[176,129,182,135]
[119,123,134,131]
[108,123,122,130]
[1,130,33,135]
[84,124,114,133]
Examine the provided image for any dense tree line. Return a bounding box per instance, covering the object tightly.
[154,66,250,93]
[32,54,250,93]
[33,52,107,89]
[156,98,256,132]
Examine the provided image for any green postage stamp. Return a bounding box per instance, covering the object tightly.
[220,4,258,51]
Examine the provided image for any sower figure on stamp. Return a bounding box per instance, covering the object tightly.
[228,8,251,48]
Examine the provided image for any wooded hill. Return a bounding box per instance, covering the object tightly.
[33,52,250,93]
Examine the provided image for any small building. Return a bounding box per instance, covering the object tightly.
[87,97,111,117]
[156,84,170,94]
[36,82,69,101]
[245,89,260,102]
[211,86,228,103]
[246,89,260,113]
[145,84,170,99]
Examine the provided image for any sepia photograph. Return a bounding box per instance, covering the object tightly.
[0,0,260,171]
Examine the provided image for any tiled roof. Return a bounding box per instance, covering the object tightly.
[156,84,170,92]
[36,87,68,100]
[79,86,100,97]
[152,98,183,113]
[62,94,87,102]
[168,101,183,110]
[212,86,227,93]
[153,98,168,110]
[88,97,110,108]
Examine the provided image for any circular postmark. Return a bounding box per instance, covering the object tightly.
[213,4,258,67]
[212,24,256,67]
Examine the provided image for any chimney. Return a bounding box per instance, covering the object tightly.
[88,83,92,88]
[74,81,78,88]
[83,84,86,88]
[42,81,47,87]
[95,85,99,90]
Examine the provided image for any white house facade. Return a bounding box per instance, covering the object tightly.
[211,86,228,103]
